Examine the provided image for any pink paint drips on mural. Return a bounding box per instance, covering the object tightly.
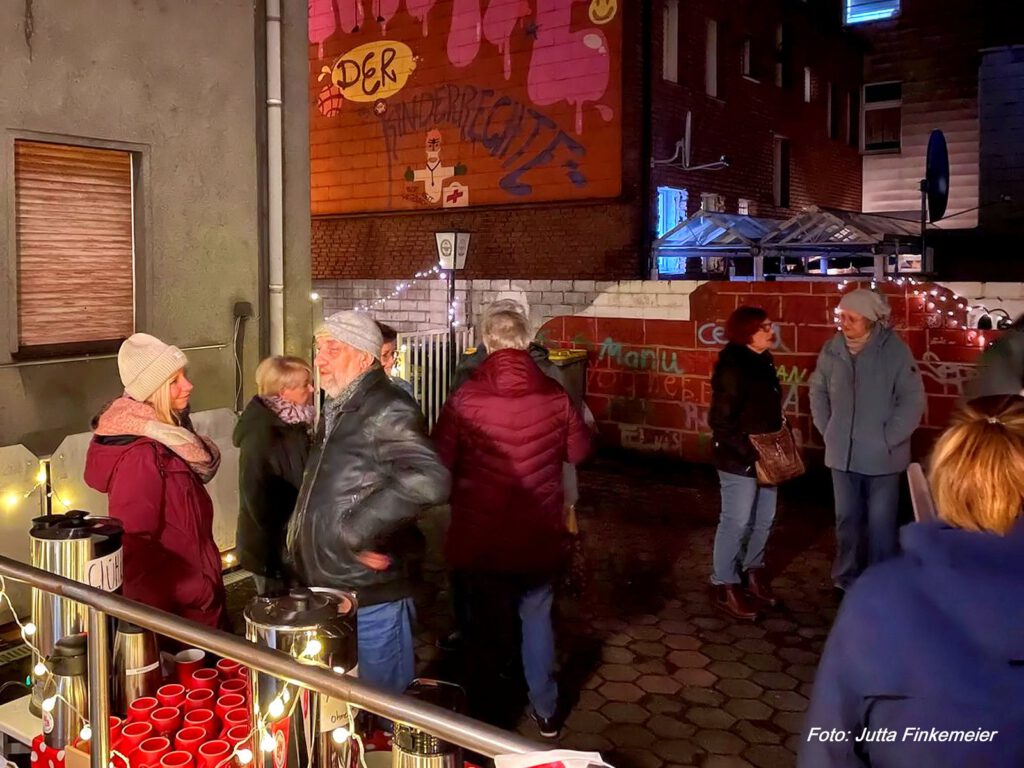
[372,0,402,32]
[482,0,531,80]
[447,0,483,69]
[527,0,612,134]
[404,0,438,35]
[338,0,366,33]
[309,0,337,58]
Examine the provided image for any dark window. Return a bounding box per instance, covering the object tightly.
[773,138,791,208]
[862,81,902,152]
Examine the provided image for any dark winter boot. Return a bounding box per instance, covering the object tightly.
[745,568,780,608]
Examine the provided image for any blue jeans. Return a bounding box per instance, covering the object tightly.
[461,572,558,723]
[519,582,558,719]
[831,470,901,590]
[712,471,778,585]
[356,598,416,694]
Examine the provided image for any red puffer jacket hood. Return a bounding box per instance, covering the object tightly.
[432,348,592,573]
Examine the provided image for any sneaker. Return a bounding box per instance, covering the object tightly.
[436,630,463,653]
[529,708,562,739]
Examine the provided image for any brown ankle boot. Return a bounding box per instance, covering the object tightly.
[745,569,779,608]
[713,584,759,621]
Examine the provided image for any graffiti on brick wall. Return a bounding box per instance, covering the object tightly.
[697,322,793,353]
[917,352,976,396]
[379,84,589,199]
[598,338,682,374]
[621,425,681,453]
[776,365,810,410]
[309,0,622,214]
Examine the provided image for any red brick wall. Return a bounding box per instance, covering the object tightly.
[312,0,645,280]
[651,0,863,219]
[538,281,990,464]
[313,0,865,281]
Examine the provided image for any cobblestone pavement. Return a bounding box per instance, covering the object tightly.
[224,457,841,768]
[411,457,841,768]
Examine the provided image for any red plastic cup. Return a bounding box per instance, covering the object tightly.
[174,726,207,756]
[196,740,232,768]
[150,706,182,738]
[128,696,160,722]
[222,707,251,731]
[175,649,207,686]
[218,678,248,698]
[118,721,154,753]
[109,715,124,749]
[160,751,195,768]
[236,667,249,683]
[214,694,246,723]
[223,724,252,748]
[136,736,171,768]
[184,688,216,712]
[215,658,241,678]
[157,683,187,708]
[183,708,218,740]
[189,668,220,691]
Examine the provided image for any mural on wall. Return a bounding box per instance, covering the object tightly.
[538,282,993,465]
[308,0,622,214]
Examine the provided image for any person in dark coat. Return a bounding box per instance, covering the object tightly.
[234,356,314,596]
[432,307,592,738]
[287,311,450,694]
[708,306,783,621]
[85,333,226,629]
[966,313,1024,398]
[800,394,1024,768]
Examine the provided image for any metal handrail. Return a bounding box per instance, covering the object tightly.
[0,555,540,765]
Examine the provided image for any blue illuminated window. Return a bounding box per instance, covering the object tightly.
[845,0,899,24]
[656,186,689,237]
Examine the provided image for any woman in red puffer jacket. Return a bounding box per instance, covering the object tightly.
[432,308,591,736]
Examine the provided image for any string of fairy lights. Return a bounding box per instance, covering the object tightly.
[835,275,979,333]
[0,574,366,768]
[343,264,464,327]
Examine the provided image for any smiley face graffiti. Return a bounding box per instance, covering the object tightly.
[588,0,617,25]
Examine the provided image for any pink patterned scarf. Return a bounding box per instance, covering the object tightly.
[259,395,316,427]
[93,397,221,483]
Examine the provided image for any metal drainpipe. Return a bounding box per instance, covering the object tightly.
[639,0,656,278]
[267,0,285,355]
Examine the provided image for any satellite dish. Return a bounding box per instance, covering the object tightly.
[925,129,949,222]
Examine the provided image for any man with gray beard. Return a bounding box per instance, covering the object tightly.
[287,311,450,693]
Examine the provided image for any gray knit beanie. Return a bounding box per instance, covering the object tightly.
[318,311,383,361]
[118,333,188,402]
[838,289,892,324]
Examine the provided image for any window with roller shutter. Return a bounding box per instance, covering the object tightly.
[13,140,135,357]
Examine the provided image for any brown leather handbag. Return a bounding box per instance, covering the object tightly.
[748,418,805,486]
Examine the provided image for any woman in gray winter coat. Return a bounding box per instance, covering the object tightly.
[809,289,925,595]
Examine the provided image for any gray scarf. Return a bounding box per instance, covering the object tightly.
[322,367,378,437]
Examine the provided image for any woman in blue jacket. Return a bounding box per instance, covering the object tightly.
[800,395,1024,767]
[809,289,924,593]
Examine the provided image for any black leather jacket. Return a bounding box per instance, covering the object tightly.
[286,367,450,606]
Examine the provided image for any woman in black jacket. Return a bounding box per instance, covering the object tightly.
[234,356,314,595]
[708,306,782,621]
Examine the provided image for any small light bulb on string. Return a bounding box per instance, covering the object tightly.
[23,622,36,637]
[302,639,322,657]
[282,688,291,703]
[80,725,92,741]
[237,749,254,765]
[261,732,277,752]
[42,696,56,713]
[34,662,47,677]
[35,466,48,485]
[332,726,350,744]
[332,666,346,674]
[268,698,285,719]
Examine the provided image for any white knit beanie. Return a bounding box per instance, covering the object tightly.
[118,333,188,402]
[318,311,383,361]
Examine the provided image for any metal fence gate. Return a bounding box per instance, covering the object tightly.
[396,327,473,429]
